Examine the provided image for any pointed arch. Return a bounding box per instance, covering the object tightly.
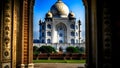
[56,23,67,43]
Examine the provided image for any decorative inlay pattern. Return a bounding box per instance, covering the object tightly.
[2,1,12,68]
[4,50,9,57]
[103,3,112,68]
[2,63,11,68]
[5,18,10,23]
[4,13,10,17]
[4,51,9,56]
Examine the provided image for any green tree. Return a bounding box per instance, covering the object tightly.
[38,46,56,53]
[33,46,38,52]
[33,46,39,57]
[66,46,80,53]
[79,47,85,54]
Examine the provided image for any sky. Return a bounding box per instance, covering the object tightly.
[33,0,85,41]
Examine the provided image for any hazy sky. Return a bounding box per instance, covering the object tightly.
[33,0,85,40]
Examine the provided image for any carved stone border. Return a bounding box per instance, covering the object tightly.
[103,5,112,68]
[2,63,11,68]
[2,0,12,68]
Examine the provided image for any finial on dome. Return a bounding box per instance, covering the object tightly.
[58,0,62,2]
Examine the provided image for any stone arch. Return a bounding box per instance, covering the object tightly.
[0,0,115,68]
[56,23,67,31]
[56,23,67,43]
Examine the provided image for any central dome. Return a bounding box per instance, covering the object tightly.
[50,0,69,18]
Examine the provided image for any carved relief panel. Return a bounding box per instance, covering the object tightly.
[1,0,12,68]
[102,3,112,68]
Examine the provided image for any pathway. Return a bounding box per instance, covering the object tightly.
[34,63,85,68]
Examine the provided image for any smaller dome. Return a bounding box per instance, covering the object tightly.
[46,11,53,18]
[69,12,75,18]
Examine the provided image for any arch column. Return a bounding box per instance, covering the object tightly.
[18,0,35,68]
[0,0,35,68]
[83,0,112,68]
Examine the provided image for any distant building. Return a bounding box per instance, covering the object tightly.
[39,0,81,44]
[36,0,84,52]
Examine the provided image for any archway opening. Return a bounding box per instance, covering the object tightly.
[56,23,67,43]
[33,0,86,67]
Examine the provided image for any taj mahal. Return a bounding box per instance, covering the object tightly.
[34,0,85,52]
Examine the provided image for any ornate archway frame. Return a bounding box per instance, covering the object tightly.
[0,0,113,68]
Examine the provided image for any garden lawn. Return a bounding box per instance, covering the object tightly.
[33,60,85,63]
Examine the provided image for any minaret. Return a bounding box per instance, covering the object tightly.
[39,19,42,43]
[78,19,81,44]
